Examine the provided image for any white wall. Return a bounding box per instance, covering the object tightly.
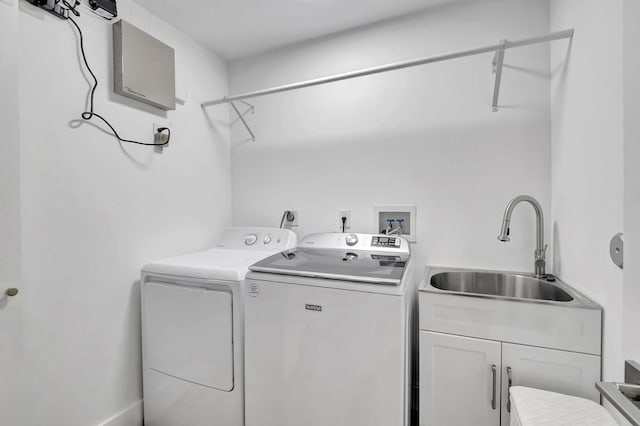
[623,0,640,364]
[0,0,21,295]
[0,1,25,424]
[229,0,552,274]
[17,1,232,424]
[550,0,624,380]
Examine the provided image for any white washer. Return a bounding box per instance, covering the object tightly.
[244,233,418,426]
[140,227,297,426]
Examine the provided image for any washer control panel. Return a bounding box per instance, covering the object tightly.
[371,236,401,248]
[299,233,409,254]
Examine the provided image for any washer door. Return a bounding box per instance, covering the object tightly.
[143,281,234,391]
[244,279,406,426]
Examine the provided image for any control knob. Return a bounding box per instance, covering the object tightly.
[244,234,258,245]
[343,252,358,261]
[263,234,272,244]
[345,234,358,246]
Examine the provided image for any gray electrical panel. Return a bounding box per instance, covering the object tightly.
[113,20,176,111]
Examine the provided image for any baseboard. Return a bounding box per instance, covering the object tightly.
[99,400,143,426]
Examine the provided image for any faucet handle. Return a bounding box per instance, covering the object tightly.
[536,244,548,260]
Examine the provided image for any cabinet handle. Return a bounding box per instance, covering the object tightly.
[491,364,497,410]
[507,366,513,413]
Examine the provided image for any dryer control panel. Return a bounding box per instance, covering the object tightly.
[216,227,297,251]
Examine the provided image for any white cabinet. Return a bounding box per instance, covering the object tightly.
[419,331,601,426]
[500,342,600,426]
[419,332,501,426]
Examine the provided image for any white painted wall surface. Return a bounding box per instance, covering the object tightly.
[229,0,552,274]
[623,0,640,364]
[550,0,624,381]
[0,1,25,425]
[17,1,231,424]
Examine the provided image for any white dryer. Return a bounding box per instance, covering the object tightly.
[244,233,418,426]
[141,227,297,426]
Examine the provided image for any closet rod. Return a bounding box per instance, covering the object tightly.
[201,28,573,107]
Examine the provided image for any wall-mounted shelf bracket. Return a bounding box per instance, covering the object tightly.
[492,40,507,112]
[229,100,256,141]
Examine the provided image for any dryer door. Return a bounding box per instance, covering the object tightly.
[143,281,234,391]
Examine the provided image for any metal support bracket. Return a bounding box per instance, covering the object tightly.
[238,100,255,117]
[492,40,507,112]
[229,101,256,142]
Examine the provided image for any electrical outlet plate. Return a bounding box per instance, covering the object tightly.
[153,122,171,150]
[338,210,351,232]
[284,210,298,227]
[373,204,417,242]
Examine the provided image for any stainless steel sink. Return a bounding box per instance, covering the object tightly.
[430,271,574,302]
[420,266,602,354]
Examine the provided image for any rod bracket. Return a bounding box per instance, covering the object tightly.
[492,39,508,112]
[229,101,256,142]
[238,100,255,117]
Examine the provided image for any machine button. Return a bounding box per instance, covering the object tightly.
[245,234,258,245]
[345,234,358,246]
[263,234,272,244]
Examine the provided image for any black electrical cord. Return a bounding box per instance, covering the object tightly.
[67,16,170,146]
[62,0,80,17]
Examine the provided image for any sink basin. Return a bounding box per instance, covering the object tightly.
[420,266,602,355]
[430,271,574,302]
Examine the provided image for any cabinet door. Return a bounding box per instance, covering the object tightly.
[419,331,501,426]
[501,342,601,426]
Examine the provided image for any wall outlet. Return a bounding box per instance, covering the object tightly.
[338,210,351,232]
[283,210,298,227]
[153,122,171,151]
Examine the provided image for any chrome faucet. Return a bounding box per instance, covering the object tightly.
[498,195,547,278]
